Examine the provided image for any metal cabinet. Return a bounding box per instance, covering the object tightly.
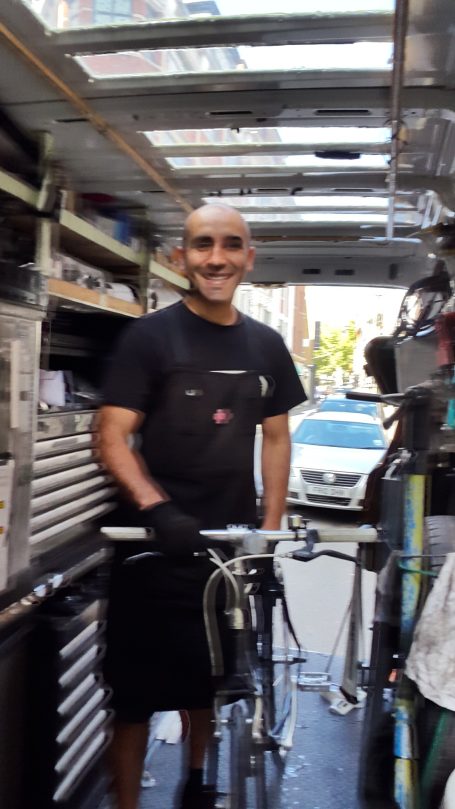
[0,300,42,592]
[31,410,116,551]
[26,580,112,809]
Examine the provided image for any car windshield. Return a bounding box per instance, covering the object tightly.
[319,398,379,416]
[293,419,387,449]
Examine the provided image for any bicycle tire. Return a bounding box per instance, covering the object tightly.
[229,699,268,809]
[357,618,398,808]
[229,701,251,809]
[417,516,455,809]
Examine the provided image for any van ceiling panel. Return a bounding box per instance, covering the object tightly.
[0,0,454,285]
[52,14,394,53]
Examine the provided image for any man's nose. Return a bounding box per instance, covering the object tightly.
[207,243,226,266]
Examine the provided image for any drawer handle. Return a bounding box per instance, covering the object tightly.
[57,673,96,716]
[53,728,111,803]
[58,644,103,688]
[55,709,107,773]
[57,687,107,745]
[59,621,101,659]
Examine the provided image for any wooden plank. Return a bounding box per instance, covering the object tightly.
[48,277,144,317]
[0,168,38,207]
[59,210,143,271]
[149,259,190,291]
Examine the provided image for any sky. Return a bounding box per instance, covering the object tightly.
[305,285,404,334]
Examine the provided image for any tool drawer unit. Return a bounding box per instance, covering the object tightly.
[31,410,116,550]
[27,578,113,808]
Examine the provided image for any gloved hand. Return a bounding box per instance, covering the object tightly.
[141,501,210,557]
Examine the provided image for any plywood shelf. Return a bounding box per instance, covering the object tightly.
[48,278,144,317]
[59,210,144,271]
[149,258,190,291]
[0,168,38,207]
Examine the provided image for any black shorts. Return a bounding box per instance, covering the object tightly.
[103,547,234,723]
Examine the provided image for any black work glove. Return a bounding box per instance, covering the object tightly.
[142,501,210,557]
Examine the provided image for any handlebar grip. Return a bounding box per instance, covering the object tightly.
[345,390,382,402]
[315,527,378,543]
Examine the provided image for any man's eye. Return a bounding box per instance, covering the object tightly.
[225,240,243,250]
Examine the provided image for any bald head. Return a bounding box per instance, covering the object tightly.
[183,203,251,247]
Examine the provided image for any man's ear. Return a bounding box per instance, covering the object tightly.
[245,245,256,274]
[171,245,185,274]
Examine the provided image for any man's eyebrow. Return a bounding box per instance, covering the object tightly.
[190,234,213,243]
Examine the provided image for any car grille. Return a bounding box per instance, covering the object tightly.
[306,494,351,507]
[301,470,361,487]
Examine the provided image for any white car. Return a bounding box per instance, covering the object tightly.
[287,411,388,511]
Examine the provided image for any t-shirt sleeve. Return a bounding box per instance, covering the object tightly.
[102,320,161,412]
[263,333,307,418]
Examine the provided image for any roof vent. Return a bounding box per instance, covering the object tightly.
[56,117,88,124]
[208,110,253,116]
[315,151,361,160]
[315,109,371,116]
[333,188,375,193]
[335,269,355,276]
[302,268,321,275]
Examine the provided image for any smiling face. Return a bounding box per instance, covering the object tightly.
[176,205,255,310]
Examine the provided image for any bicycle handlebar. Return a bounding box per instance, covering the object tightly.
[345,389,403,406]
[100,525,378,546]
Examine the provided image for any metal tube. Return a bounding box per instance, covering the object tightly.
[387,0,410,240]
[400,473,425,652]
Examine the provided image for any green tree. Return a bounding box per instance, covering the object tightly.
[313,321,357,380]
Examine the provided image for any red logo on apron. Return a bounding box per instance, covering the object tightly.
[212,409,233,425]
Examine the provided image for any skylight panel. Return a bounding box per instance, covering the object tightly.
[241,212,417,224]
[75,42,392,80]
[166,155,389,170]
[202,196,390,209]
[23,0,394,32]
[145,127,391,148]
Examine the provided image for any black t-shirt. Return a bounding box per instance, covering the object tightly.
[103,301,306,418]
[103,302,306,526]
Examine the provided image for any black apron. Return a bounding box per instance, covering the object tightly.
[104,318,273,713]
[142,366,263,525]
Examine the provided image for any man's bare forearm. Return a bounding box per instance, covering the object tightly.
[261,431,291,529]
[98,410,166,510]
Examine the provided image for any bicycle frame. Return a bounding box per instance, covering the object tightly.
[348,384,434,809]
[100,522,378,809]
[394,399,430,809]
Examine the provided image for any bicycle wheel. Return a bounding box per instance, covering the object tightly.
[229,698,268,809]
[229,700,252,809]
[357,618,398,808]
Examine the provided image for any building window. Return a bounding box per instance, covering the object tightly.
[93,0,132,25]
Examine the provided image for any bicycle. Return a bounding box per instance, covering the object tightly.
[101,520,378,809]
[344,383,455,809]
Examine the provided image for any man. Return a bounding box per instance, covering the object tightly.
[98,203,306,809]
